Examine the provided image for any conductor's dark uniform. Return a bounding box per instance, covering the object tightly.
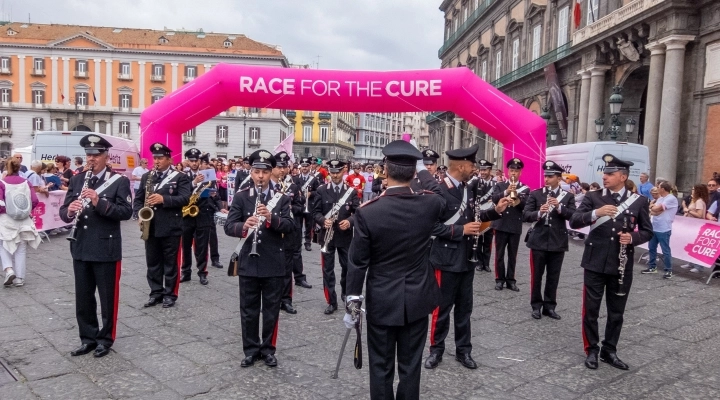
[313,160,360,314]
[346,141,444,400]
[491,158,529,291]
[294,160,320,250]
[426,144,502,370]
[133,143,192,308]
[473,159,497,273]
[224,150,294,367]
[180,149,215,285]
[60,134,132,358]
[522,161,576,319]
[570,154,652,370]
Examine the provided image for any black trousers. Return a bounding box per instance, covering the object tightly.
[479,229,494,269]
[494,230,520,284]
[302,212,314,245]
[181,222,210,278]
[582,268,633,355]
[292,217,307,283]
[209,224,220,263]
[282,247,294,305]
[239,275,283,357]
[530,250,565,311]
[368,317,428,400]
[146,235,181,301]
[73,260,120,347]
[321,242,349,306]
[429,269,474,356]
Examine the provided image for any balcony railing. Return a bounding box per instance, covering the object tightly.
[318,112,332,120]
[491,43,573,88]
[425,111,450,124]
[249,138,260,146]
[0,128,11,136]
[183,135,196,143]
[183,76,195,83]
[573,0,666,46]
[302,111,314,118]
[216,137,228,145]
[151,74,165,82]
[438,0,497,58]
[31,69,45,77]
[285,110,296,118]
[1,102,10,107]
[33,103,44,108]
[75,71,88,78]
[117,73,133,81]
[0,67,11,75]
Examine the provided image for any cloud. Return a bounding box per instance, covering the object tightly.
[9,0,444,70]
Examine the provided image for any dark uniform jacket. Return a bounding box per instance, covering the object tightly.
[294,173,320,211]
[475,178,497,203]
[522,187,576,252]
[273,179,305,249]
[59,169,133,262]
[132,168,192,238]
[224,187,294,277]
[569,188,653,275]
[184,170,217,228]
[428,172,501,272]
[312,182,360,248]
[347,185,445,326]
[234,170,250,194]
[491,180,529,234]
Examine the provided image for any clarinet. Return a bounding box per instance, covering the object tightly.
[616,214,629,297]
[544,186,553,226]
[249,185,262,257]
[468,194,481,262]
[67,169,94,242]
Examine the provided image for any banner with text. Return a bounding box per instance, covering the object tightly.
[32,191,68,232]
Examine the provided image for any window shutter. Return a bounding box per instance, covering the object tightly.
[184,65,188,77]
[7,117,10,128]
[8,89,11,101]
[75,59,79,72]
[128,95,132,108]
[118,94,122,108]
[161,64,165,75]
[40,58,45,69]
[40,91,45,104]
[40,118,44,130]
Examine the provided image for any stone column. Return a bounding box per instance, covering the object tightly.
[138,61,146,109]
[171,63,178,91]
[443,120,451,165]
[51,57,58,104]
[586,65,610,142]
[576,70,591,143]
[105,59,113,108]
[94,120,100,132]
[51,119,57,130]
[62,57,70,106]
[643,41,666,181]
[62,119,69,131]
[93,59,102,107]
[453,117,463,150]
[656,35,695,184]
[18,56,26,103]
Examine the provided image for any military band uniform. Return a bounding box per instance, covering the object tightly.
[59,135,132,357]
[294,163,320,248]
[313,171,360,313]
[474,174,496,272]
[224,173,294,364]
[133,146,192,307]
[181,150,216,284]
[569,154,652,369]
[274,176,306,310]
[522,169,576,317]
[207,191,223,267]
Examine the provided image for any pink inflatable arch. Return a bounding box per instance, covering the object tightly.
[140,64,546,188]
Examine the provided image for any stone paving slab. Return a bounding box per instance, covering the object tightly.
[0,221,718,399]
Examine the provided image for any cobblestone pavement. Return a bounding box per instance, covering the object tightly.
[1,221,719,399]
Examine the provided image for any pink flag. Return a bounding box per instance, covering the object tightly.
[274,134,295,162]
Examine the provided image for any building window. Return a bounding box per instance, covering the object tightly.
[223,39,232,48]
[76,60,88,78]
[303,125,312,142]
[512,39,520,71]
[249,127,260,144]
[120,62,131,75]
[119,121,130,136]
[216,125,229,143]
[320,148,327,158]
[0,88,10,104]
[1,116,10,129]
[587,0,599,25]
[474,0,479,9]
[462,6,468,23]
[532,25,542,61]
[151,64,164,81]
[32,90,44,105]
[280,130,288,141]
[151,95,163,104]
[119,94,131,109]
[453,15,458,32]
[495,51,502,80]
[185,65,196,80]
[0,57,10,73]
[481,60,487,81]
[288,124,295,137]
[558,7,569,47]
[33,58,44,71]
[320,126,328,143]
[75,92,88,106]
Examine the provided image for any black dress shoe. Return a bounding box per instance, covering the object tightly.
[495,282,504,291]
[295,280,312,289]
[585,353,599,369]
[531,309,541,319]
[482,265,491,272]
[211,261,223,268]
[600,351,629,370]
[180,275,191,283]
[281,302,297,314]
[70,343,97,356]
[162,298,175,308]
[475,266,484,272]
[507,282,519,292]
[263,354,278,367]
[199,276,209,285]
[93,344,110,358]
[324,304,338,315]
[542,309,561,320]
[241,355,258,367]
[424,353,442,369]
[304,243,312,251]
[455,353,478,369]
[143,297,163,308]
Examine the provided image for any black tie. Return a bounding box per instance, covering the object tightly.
[612,193,621,204]
[89,176,99,188]
[335,186,340,197]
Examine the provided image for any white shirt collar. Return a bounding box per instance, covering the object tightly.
[93,167,107,180]
[446,173,461,188]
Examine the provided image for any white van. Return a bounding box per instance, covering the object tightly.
[32,131,140,180]
[546,142,650,185]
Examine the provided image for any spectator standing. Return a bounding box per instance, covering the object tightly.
[26,161,49,196]
[55,156,74,186]
[43,164,64,191]
[642,182,678,278]
[345,168,366,199]
[681,184,708,273]
[73,157,84,174]
[638,173,654,198]
[217,164,229,209]
[131,158,149,220]
[590,182,601,191]
[361,164,374,202]
[0,158,41,286]
[11,154,28,176]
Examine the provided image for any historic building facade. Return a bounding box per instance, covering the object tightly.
[0,22,289,159]
[354,112,405,164]
[429,0,720,189]
[288,110,355,162]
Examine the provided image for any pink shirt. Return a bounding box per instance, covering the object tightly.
[0,174,39,215]
[216,171,228,188]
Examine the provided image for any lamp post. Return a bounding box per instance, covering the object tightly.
[240,110,248,157]
[595,86,636,141]
[540,104,553,147]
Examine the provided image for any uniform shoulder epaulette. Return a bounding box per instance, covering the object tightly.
[239,187,251,192]
[360,196,381,208]
[420,190,435,195]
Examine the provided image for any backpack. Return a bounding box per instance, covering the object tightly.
[1,180,32,220]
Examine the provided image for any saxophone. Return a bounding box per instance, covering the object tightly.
[139,166,159,241]
[182,181,214,217]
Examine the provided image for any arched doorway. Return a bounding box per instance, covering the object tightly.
[72,124,92,132]
[618,66,649,144]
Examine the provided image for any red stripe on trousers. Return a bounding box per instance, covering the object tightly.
[529,250,534,297]
[111,261,122,341]
[429,269,442,347]
[271,319,279,347]
[581,284,589,355]
[321,254,330,304]
[174,240,182,297]
[493,229,499,280]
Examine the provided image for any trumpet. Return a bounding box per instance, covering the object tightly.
[508,176,521,206]
[321,207,340,253]
[67,167,94,242]
[249,185,262,257]
[139,165,159,241]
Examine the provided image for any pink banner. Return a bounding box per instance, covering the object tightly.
[32,191,69,232]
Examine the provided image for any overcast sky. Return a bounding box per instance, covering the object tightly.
[5,0,445,70]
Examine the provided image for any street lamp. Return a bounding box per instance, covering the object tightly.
[540,104,554,146]
[596,86,627,141]
[239,109,248,157]
[625,116,636,137]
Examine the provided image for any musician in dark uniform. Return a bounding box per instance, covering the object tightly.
[570,154,652,370]
[234,156,250,194]
[522,161,576,320]
[133,143,192,309]
[224,150,294,368]
[294,157,320,251]
[473,159,496,273]
[313,159,361,314]
[207,188,226,268]
[491,158,529,291]
[180,149,215,285]
[60,134,132,358]
[345,141,445,399]
[425,144,510,370]
[410,149,439,191]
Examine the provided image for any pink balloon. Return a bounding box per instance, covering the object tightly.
[140,64,546,188]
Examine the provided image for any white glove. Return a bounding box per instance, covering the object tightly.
[343,312,355,329]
